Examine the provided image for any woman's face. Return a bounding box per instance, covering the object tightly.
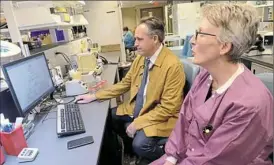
[190,18,224,67]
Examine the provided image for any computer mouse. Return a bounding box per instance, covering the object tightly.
[74,99,84,104]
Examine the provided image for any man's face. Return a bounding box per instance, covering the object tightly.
[134,24,157,57]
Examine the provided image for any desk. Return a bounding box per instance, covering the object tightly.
[100,51,121,64]
[241,55,273,69]
[241,46,273,73]
[4,64,118,165]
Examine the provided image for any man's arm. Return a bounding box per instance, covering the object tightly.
[176,105,273,165]
[95,57,138,100]
[133,62,185,129]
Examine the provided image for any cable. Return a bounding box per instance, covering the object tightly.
[55,52,74,70]
[42,117,56,123]
[38,110,56,114]
[41,104,57,123]
[51,86,76,105]
[55,52,71,63]
[54,96,75,105]
[32,108,38,113]
[0,78,7,84]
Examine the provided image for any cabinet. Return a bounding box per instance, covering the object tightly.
[251,63,273,74]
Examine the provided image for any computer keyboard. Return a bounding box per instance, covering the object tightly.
[57,104,86,137]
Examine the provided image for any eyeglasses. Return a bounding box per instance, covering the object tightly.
[195,30,217,41]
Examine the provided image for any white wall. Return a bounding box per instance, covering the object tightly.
[84,1,121,45]
[83,1,126,61]
[121,7,137,32]
[174,2,201,39]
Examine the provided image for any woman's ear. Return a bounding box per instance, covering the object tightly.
[220,42,232,56]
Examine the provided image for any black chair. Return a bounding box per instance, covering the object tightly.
[125,46,137,61]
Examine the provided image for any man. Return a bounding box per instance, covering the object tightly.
[123,26,135,49]
[76,17,186,164]
[151,3,273,165]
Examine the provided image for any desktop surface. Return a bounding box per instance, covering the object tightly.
[4,64,118,165]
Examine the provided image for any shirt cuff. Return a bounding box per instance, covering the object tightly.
[166,156,177,164]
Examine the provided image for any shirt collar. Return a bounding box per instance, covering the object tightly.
[209,63,244,94]
[147,44,163,65]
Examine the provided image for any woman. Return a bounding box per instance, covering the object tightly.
[151,3,273,165]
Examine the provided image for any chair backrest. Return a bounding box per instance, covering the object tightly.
[180,58,200,96]
[256,73,273,95]
[181,35,193,58]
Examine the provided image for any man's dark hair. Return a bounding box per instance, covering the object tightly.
[139,16,165,43]
[123,27,129,31]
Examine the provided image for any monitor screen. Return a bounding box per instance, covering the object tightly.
[2,52,55,116]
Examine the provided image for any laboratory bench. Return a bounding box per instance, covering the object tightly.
[4,51,121,165]
[241,46,273,74]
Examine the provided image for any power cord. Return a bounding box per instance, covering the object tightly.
[52,87,76,105]
[54,96,75,105]
[55,52,74,70]
[0,77,7,83]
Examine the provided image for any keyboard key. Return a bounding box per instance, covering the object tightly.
[61,123,65,129]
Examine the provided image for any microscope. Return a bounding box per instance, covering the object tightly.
[246,34,265,53]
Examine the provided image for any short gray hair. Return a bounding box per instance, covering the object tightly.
[139,16,165,43]
[201,3,259,63]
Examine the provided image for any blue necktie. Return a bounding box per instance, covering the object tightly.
[133,59,150,118]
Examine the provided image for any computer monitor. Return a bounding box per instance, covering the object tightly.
[2,52,55,117]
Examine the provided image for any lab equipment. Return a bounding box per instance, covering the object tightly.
[51,66,64,86]
[67,136,94,150]
[17,148,39,163]
[247,34,265,53]
[77,52,97,73]
[1,52,55,117]
[69,52,103,82]
[56,104,86,137]
[65,79,89,96]
[0,40,22,65]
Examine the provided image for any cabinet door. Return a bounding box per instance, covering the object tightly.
[251,63,273,74]
[85,7,123,45]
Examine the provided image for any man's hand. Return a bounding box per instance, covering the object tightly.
[75,94,97,104]
[126,122,137,138]
[163,160,175,165]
